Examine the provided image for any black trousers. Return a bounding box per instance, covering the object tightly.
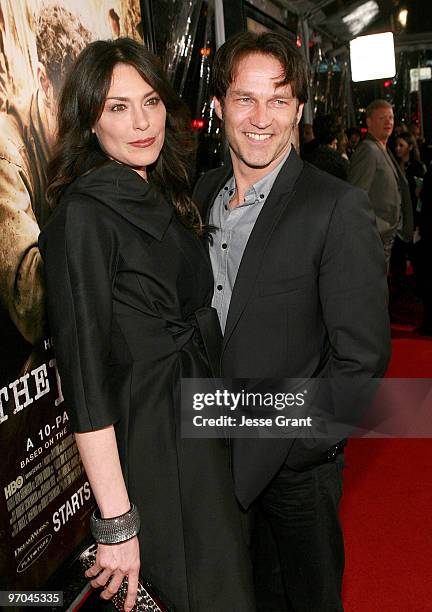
[252,453,345,612]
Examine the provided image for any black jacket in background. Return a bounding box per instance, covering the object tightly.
[302,140,349,180]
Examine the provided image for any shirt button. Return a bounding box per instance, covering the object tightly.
[222,243,228,249]
[217,284,223,291]
[259,194,265,199]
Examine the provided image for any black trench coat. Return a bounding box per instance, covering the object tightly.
[39,160,254,612]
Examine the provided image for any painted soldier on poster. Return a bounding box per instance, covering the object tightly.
[0,0,142,597]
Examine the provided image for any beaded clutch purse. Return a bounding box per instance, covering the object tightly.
[79,543,172,612]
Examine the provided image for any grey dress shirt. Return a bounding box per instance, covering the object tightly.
[209,150,290,332]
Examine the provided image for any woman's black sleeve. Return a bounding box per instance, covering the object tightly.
[39,198,124,432]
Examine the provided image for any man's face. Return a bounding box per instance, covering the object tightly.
[409,124,420,139]
[303,123,314,143]
[366,106,394,144]
[349,133,360,148]
[37,64,58,147]
[214,53,303,175]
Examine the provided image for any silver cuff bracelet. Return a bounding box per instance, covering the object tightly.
[90,503,141,545]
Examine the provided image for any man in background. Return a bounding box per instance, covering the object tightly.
[0,5,91,380]
[303,113,349,180]
[348,99,413,268]
[346,126,361,158]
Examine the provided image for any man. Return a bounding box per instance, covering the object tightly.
[408,121,430,165]
[348,99,413,267]
[303,114,349,180]
[346,127,361,158]
[301,122,314,145]
[193,32,390,611]
[0,5,91,379]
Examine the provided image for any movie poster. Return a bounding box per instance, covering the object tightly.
[0,0,141,602]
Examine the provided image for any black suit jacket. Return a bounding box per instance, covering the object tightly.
[193,150,391,508]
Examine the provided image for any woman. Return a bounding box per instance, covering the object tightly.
[39,39,254,611]
[414,166,432,336]
[394,131,426,219]
[391,132,426,292]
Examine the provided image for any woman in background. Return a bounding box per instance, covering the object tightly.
[394,131,426,220]
[39,38,254,612]
[414,166,432,336]
[392,132,426,294]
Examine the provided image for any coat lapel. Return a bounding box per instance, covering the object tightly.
[203,166,233,223]
[222,150,304,354]
[366,134,399,182]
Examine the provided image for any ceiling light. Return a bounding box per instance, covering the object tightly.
[398,8,408,28]
[343,1,380,36]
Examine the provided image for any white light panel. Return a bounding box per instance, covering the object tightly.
[350,32,396,82]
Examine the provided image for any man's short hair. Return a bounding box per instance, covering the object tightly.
[35,4,92,94]
[312,114,339,145]
[211,31,309,103]
[365,99,393,118]
[346,127,361,138]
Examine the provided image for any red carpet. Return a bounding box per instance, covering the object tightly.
[341,325,432,611]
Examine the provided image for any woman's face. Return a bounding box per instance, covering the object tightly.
[93,63,166,179]
[395,137,410,161]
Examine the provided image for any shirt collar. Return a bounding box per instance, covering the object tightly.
[251,148,291,201]
[220,147,292,208]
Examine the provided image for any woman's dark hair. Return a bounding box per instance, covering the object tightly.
[396,131,421,163]
[211,31,309,104]
[46,38,202,232]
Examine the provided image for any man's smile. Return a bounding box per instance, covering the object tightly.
[244,132,273,141]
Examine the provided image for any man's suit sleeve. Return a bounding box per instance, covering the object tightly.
[319,187,391,378]
[315,187,391,435]
[348,143,377,192]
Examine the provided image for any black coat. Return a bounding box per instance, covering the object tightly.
[193,150,391,509]
[302,141,349,180]
[39,160,255,611]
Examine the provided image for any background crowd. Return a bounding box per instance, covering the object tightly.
[300,105,432,336]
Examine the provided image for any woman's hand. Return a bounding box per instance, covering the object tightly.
[74,428,139,610]
[85,536,140,612]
